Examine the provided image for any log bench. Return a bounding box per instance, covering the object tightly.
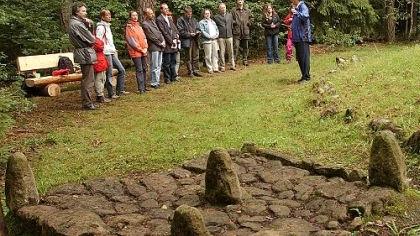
[18,52,116,97]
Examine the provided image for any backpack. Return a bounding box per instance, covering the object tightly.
[58,56,75,73]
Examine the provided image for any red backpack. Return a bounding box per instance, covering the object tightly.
[93,38,108,73]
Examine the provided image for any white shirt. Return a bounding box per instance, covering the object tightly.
[207,20,217,39]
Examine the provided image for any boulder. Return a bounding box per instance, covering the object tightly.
[5,152,39,213]
[42,209,110,235]
[205,149,242,205]
[171,205,211,236]
[369,131,407,192]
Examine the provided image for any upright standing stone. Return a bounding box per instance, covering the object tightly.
[0,199,7,236]
[405,130,420,154]
[205,149,242,205]
[369,131,407,192]
[5,152,39,213]
[171,205,211,236]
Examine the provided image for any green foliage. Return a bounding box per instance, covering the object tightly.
[308,0,378,43]
[0,82,34,139]
[317,23,362,46]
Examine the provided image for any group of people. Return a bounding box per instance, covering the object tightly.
[68,0,312,110]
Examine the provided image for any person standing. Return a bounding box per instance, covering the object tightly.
[262,4,281,64]
[125,11,149,94]
[142,8,165,89]
[283,10,294,62]
[199,9,219,74]
[156,4,179,84]
[96,9,128,98]
[68,2,97,110]
[232,0,251,66]
[214,3,235,71]
[93,36,111,103]
[291,0,312,83]
[177,6,202,77]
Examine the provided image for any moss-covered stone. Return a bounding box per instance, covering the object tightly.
[369,131,407,192]
[241,143,258,154]
[5,152,39,213]
[405,130,420,154]
[205,149,242,205]
[171,205,211,236]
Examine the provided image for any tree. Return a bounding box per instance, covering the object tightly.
[137,0,156,20]
[386,0,396,42]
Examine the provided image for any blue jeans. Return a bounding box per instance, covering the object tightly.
[266,35,279,64]
[150,51,162,86]
[132,56,147,92]
[162,52,177,82]
[105,53,126,97]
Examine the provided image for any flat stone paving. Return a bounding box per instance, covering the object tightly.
[17,150,397,235]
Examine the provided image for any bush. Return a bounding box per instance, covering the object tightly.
[0,81,34,139]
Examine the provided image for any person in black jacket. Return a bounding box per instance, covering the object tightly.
[262,3,281,64]
[177,6,202,77]
[214,3,236,71]
[156,3,179,83]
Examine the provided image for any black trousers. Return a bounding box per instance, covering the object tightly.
[294,42,311,80]
[162,52,177,82]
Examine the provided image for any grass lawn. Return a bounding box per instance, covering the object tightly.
[2,44,419,194]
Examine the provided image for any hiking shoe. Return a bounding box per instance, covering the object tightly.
[193,72,203,77]
[82,104,97,110]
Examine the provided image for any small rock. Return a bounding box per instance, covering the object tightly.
[241,142,258,154]
[269,205,290,217]
[327,221,340,229]
[350,217,363,229]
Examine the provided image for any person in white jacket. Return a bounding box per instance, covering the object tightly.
[199,9,219,74]
[96,9,128,98]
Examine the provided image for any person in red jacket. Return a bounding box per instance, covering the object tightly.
[283,10,294,62]
[125,10,149,93]
[93,34,111,103]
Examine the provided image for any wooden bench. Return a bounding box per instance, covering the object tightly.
[17,52,116,97]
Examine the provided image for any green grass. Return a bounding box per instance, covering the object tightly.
[6,44,420,193]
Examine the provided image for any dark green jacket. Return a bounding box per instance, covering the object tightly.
[231,7,252,39]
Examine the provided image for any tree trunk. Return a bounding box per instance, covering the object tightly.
[137,0,156,20]
[386,0,396,42]
[61,0,74,31]
[41,84,61,97]
[408,1,417,39]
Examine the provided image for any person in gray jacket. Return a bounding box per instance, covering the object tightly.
[214,3,235,71]
[68,2,97,110]
[142,8,165,88]
[232,0,252,66]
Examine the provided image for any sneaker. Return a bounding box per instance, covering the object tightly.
[220,67,226,72]
[151,85,159,89]
[119,91,130,95]
[111,95,119,99]
[230,67,236,71]
[214,70,220,73]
